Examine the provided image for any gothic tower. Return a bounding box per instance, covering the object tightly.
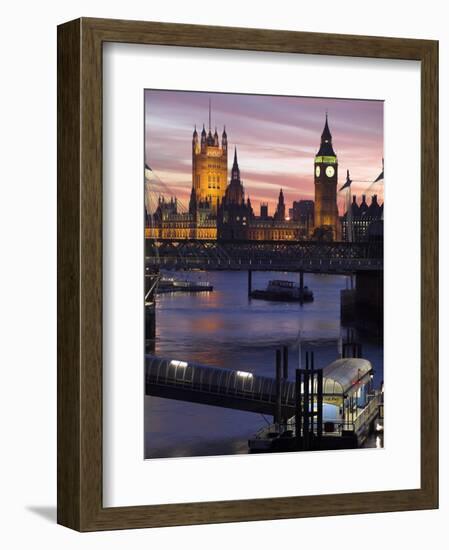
[314,114,339,239]
[191,100,228,214]
[274,188,285,221]
[224,147,245,205]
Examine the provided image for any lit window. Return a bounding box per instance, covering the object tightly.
[169,360,188,368]
[237,371,253,378]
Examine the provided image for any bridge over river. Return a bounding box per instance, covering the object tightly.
[145,238,383,274]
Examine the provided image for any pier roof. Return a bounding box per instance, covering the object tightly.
[145,355,373,416]
[322,358,372,396]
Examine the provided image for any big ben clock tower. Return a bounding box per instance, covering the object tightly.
[314,114,339,240]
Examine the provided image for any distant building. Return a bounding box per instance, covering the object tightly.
[146,103,226,240]
[217,148,254,240]
[217,150,301,241]
[191,104,228,214]
[149,196,216,239]
[145,104,378,243]
[313,114,340,240]
[291,200,314,238]
[243,219,300,241]
[260,203,269,219]
[341,194,383,241]
[274,189,285,221]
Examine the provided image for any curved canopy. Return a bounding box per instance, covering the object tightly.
[145,355,373,413]
[322,358,372,396]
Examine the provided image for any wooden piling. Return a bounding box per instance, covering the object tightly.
[295,368,302,450]
[282,345,288,380]
[310,352,315,446]
[275,349,282,425]
[281,346,289,423]
[247,270,252,298]
[299,271,304,305]
[144,272,157,351]
[303,353,310,450]
[317,369,323,439]
[342,340,362,359]
[299,270,304,292]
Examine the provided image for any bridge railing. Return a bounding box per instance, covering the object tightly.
[145,239,383,271]
[256,418,357,438]
[146,256,382,270]
[146,238,383,257]
[354,392,382,433]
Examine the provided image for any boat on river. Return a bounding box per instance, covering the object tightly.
[248,357,382,452]
[157,276,213,294]
[250,279,313,302]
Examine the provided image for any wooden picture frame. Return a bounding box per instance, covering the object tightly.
[57,17,438,531]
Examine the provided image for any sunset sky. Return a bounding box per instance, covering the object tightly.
[144,90,384,215]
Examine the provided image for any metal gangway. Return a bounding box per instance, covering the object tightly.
[145,355,379,434]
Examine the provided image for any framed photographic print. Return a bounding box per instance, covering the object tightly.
[57,18,438,531]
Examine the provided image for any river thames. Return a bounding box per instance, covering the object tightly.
[145,270,383,459]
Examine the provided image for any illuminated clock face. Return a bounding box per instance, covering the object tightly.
[325,165,335,178]
[315,166,320,177]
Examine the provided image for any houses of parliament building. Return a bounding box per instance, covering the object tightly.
[145,110,382,242]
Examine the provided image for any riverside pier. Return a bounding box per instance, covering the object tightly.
[145,343,383,453]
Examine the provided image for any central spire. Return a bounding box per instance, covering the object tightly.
[231,146,240,180]
[209,98,212,132]
[206,98,215,145]
[225,146,244,206]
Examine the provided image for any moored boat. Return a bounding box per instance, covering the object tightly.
[248,357,382,452]
[157,277,213,294]
[250,279,313,302]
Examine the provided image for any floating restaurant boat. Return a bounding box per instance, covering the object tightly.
[248,357,382,452]
[250,279,313,302]
[157,276,213,294]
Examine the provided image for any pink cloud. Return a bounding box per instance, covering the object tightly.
[145,90,384,214]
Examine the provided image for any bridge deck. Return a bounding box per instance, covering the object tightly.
[145,239,383,273]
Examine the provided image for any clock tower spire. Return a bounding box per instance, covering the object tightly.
[314,113,339,240]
